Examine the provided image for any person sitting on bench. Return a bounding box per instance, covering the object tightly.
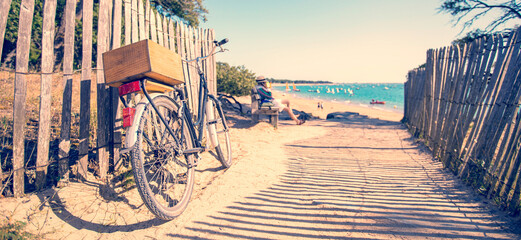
[255,76,305,125]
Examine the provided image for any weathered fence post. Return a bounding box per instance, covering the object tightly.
[188,26,199,111]
[97,0,110,180]
[112,0,123,171]
[0,0,10,194]
[149,4,157,42]
[124,0,131,45]
[145,0,150,39]
[138,0,145,40]
[58,0,77,186]
[13,0,35,197]
[36,0,57,189]
[210,29,217,93]
[162,17,168,49]
[0,0,12,62]
[131,0,138,43]
[168,20,175,51]
[156,12,164,46]
[78,0,94,181]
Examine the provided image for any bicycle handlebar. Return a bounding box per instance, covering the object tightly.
[214,38,228,47]
[183,38,228,64]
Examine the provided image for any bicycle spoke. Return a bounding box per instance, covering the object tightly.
[142,132,156,151]
[159,114,172,146]
[146,163,164,183]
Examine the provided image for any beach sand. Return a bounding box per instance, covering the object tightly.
[1,91,519,239]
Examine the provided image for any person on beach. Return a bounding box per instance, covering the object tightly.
[255,76,305,125]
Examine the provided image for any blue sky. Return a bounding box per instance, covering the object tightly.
[200,0,511,83]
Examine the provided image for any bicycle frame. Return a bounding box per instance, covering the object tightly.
[118,51,228,158]
[176,63,229,153]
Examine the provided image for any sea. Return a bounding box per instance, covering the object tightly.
[272,83,404,113]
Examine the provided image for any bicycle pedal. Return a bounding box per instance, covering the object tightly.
[183,147,204,154]
[207,119,220,125]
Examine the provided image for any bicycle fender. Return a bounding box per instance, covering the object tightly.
[126,93,163,150]
[206,99,219,148]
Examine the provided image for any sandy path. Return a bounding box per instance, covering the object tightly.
[167,118,518,239]
[1,97,519,239]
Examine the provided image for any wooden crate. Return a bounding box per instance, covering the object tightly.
[102,39,183,87]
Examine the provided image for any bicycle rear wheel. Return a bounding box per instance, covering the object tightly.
[206,97,232,168]
[131,94,195,220]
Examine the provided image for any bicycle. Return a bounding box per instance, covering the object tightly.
[116,38,231,220]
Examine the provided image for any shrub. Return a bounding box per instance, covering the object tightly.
[216,62,255,96]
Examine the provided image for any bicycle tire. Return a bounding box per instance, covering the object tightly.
[206,97,233,168]
[130,94,195,220]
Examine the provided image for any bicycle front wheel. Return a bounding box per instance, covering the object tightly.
[206,97,232,168]
[131,94,195,220]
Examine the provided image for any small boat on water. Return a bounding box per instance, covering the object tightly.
[292,82,300,92]
[370,99,385,105]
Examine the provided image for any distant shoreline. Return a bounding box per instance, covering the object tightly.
[268,88,404,121]
[271,82,405,86]
[271,83,336,87]
[268,82,404,114]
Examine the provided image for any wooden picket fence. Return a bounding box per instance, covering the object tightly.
[0,0,217,197]
[404,27,521,213]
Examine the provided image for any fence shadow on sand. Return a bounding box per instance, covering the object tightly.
[169,114,519,239]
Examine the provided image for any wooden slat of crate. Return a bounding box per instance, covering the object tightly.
[103,39,183,87]
[142,80,174,93]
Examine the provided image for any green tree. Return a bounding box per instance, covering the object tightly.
[150,0,208,27]
[439,0,521,35]
[216,62,256,96]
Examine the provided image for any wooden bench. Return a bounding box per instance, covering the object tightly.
[251,88,279,128]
